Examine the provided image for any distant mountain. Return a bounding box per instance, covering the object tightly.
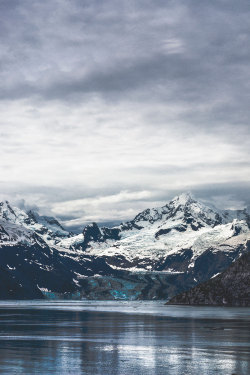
[63,193,249,276]
[0,200,69,244]
[0,201,114,299]
[166,242,250,306]
[0,193,249,299]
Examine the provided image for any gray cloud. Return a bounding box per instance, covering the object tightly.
[1,0,250,134]
[0,0,250,230]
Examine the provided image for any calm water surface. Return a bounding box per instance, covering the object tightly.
[0,300,249,374]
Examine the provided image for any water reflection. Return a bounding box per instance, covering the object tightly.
[0,302,249,374]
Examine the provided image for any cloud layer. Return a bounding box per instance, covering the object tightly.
[0,0,250,231]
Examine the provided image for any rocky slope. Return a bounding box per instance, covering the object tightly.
[166,242,250,306]
[0,193,249,300]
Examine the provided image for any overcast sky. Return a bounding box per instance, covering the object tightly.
[0,0,250,231]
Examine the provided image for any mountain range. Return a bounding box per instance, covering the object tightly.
[0,193,249,301]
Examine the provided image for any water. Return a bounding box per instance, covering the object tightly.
[0,301,249,374]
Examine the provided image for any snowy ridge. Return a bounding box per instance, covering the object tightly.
[0,193,249,273]
[81,219,248,269]
[0,220,35,247]
[0,193,249,300]
[1,193,247,267]
[0,201,70,247]
[60,192,249,272]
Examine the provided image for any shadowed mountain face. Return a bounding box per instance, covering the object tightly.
[0,194,249,300]
[166,241,250,306]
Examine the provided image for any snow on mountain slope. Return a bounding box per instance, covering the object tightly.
[59,193,249,272]
[79,220,248,271]
[0,201,70,247]
[1,193,249,264]
[0,201,116,299]
[0,220,35,247]
[0,193,249,300]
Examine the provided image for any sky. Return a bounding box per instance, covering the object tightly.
[0,0,250,231]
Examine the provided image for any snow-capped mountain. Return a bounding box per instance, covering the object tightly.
[0,201,69,246]
[59,193,249,272]
[0,193,249,300]
[0,201,115,299]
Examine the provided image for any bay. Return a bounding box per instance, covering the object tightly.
[0,301,249,374]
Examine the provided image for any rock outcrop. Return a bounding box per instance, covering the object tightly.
[166,243,250,306]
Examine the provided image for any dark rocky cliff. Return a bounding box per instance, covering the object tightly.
[167,243,250,306]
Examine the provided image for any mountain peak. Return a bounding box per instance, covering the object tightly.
[171,192,194,205]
